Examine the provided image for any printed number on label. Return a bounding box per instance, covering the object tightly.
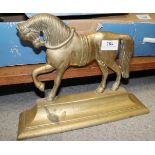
[101,40,119,51]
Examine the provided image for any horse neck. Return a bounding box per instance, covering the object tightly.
[41,19,71,46]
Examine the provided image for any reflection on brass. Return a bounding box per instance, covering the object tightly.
[17,87,149,140]
[16,14,149,140]
[17,13,134,101]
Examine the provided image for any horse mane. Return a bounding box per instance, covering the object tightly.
[23,13,71,46]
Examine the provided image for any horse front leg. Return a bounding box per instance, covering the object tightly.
[47,66,67,102]
[32,64,55,92]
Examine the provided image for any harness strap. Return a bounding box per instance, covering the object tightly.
[45,28,75,49]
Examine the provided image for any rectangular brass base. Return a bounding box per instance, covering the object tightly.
[17,87,149,140]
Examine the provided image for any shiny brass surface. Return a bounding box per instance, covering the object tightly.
[17,13,134,101]
[16,14,149,140]
[17,87,149,140]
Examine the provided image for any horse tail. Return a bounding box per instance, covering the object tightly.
[118,34,134,78]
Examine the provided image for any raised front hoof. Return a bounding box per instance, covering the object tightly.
[111,83,119,91]
[96,86,105,93]
[37,83,45,92]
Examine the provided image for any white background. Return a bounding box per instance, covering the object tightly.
[0,0,155,13]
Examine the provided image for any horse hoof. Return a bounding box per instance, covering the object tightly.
[96,86,104,93]
[46,97,52,102]
[39,83,45,92]
[46,95,55,102]
[111,84,119,91]
[46,98,52,102]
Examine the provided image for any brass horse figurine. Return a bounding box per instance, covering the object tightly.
[17,13,134,101]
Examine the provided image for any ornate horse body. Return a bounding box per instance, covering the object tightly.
[17,13,134,101]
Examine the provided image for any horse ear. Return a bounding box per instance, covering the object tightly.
[17,22,30,34]
[16,23,23,31]
[17,22,27,30]
[16,23,20,30]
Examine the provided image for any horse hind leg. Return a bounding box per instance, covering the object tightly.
[108,62,121,91]
[32,64,55,92]
[96,60,108,93]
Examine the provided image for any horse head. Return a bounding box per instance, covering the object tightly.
[17,22,44,49]
[17,14,72,50]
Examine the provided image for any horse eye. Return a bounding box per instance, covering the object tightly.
[25,33,30,37]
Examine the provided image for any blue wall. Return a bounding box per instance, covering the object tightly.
[0,22,46,67]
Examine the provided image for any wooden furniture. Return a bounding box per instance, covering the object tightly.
[0,57,155,86]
